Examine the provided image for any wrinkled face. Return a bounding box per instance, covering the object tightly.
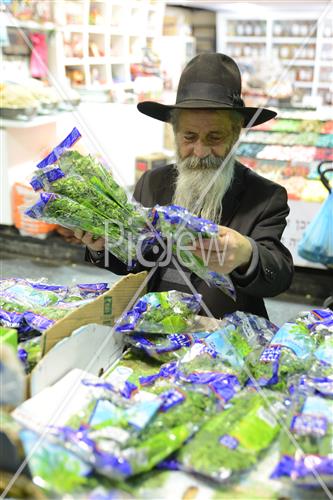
[175,109,237,164]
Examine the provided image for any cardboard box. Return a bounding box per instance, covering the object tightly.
[135,152,170,183]
[42,271,147,354]
[21,272,147,399]
[30,323,126,396]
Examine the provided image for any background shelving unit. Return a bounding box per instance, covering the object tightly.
[51,0,165,91]
[217,12,333,106]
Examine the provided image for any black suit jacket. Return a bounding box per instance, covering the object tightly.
[88,161,294,319]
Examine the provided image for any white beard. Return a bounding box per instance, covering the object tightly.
[172,152,236,224]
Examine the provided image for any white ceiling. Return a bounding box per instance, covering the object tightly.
[167,0,333,14]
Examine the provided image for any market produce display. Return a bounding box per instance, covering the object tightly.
[9,295,333,496]
[0,278,110,372]
[0,80,80,119]
[237,112,333,203]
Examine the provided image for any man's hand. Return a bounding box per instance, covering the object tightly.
[193,226,252,275]
[73,230,105,252]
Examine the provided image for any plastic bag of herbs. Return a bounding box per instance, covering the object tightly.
[115,291,202,335]
[153,204,236,301]
[73,349,219,448]
[0,278,109,335]
[246,308,333,392]
[177,389,286,483]
[289,335,333,400]
[176,322,272,388]
[271,382,333,488]
[26,127,154,268]
[124,310,277,364]
[49,373,197,481]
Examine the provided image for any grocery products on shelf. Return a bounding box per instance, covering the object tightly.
[0,80,80,119]
[237,110,333,203]
[218,16,333,106]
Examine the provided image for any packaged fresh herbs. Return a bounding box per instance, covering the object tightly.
[0,279,109,335]
[178,390,284,482]
[271,389,333,487]
[115,291,202,335]
[247,310,332,391]
[27,128,152,267]
[177,324,263,386]
[154,204,236,301]
[124,331,211,363]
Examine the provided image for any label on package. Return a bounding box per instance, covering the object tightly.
[268,322,315,358]
[160,389,185,412]
[219,434,239,449]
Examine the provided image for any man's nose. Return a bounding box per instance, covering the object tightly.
[193,140,211,158]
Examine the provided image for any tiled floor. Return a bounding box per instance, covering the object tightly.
[1,254,321,326]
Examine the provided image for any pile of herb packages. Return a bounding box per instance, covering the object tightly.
[154,204,236,300]
[271,319,333,488]
[36,369,206,484]
[0,278,109,372]
[11,297,333,496]
[26,128,152,269]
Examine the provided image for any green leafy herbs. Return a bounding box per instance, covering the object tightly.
[128,386,216,446]
[178,391,283,481]
[28,150,150,265]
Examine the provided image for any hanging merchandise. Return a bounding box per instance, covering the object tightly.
[298,161,333,265]
[29,32,48,79]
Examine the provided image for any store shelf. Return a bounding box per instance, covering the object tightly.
[280,59,315,66]
[51,0,166,90]
[217,14,333,106]
[64,58,84,66]
[294,82,313,88]
[319,60,333,67]
[273,37,317,43]
[3,20,56,31]
[87,57,109,65]
[318,37,333,43]
[86,26,107,34]
[0,114,66,129]
[61,25,85,33]
[225,36,266,42]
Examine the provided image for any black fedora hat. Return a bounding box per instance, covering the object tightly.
[137,53,276,128]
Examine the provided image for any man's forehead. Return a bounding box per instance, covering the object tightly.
[178,109,234,131]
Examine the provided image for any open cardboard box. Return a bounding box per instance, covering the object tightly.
[25,271,147,398]
[42,271,147,355]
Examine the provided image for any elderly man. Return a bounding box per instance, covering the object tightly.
[79,53,293,319]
